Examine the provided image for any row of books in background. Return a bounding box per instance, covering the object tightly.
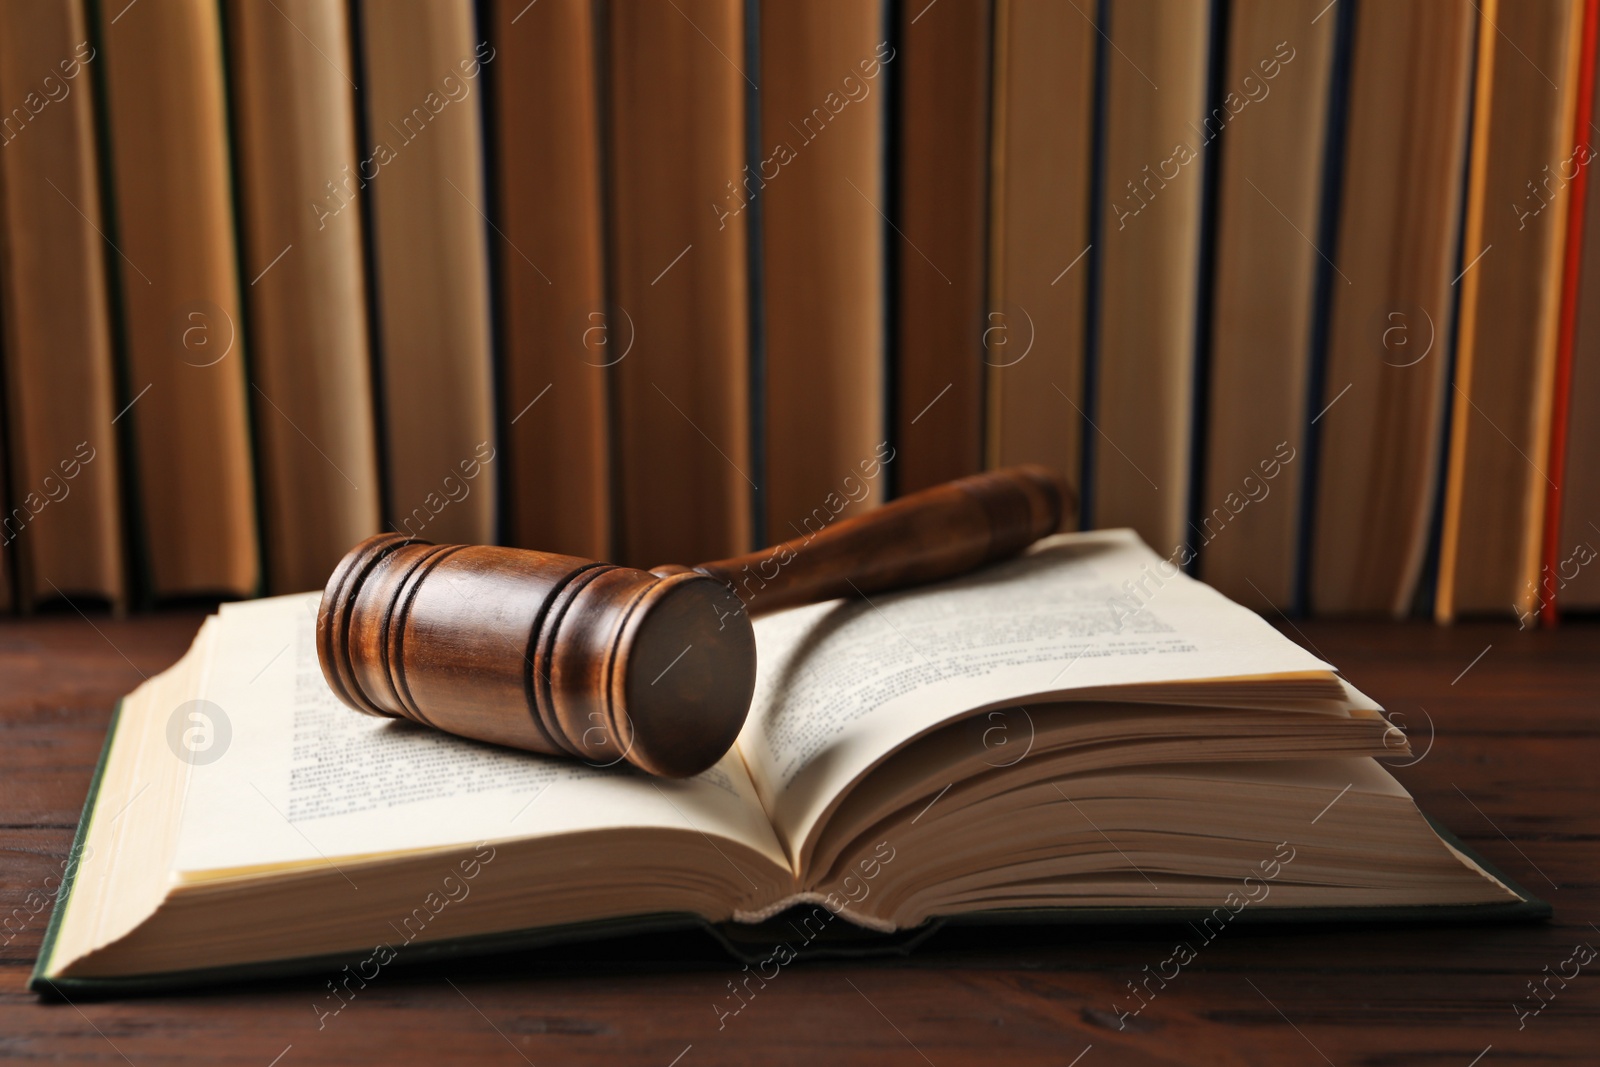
[0,0,1595,622]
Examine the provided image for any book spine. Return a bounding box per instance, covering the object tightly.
[1436,0,1583,620]
[99,0,261,599]
[1308,3,1475,615]
[605,0,753,567]
[758,0,889,544]
[1540,0,1600,625]
[489,0,611,560]
[1090,0,1211,553]
[0,0,127,609]
[982,0,1094,528]
[1196,0,1337,611]
[226,0,382,594]
[891,0,991,495]
[358,0,498,548]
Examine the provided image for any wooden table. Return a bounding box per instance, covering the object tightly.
[2,610,1595,1065]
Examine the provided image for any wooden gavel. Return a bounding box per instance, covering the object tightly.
[316,465,1072,778]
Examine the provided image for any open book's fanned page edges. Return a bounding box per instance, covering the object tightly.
[32,718,1549,1000]
[30,698,126,994]
[34,873,1548,1000]
[741,531,1348,867]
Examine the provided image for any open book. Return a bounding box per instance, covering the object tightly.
[33,531,1543,993]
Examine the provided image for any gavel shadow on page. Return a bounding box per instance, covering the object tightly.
[316,465,1074,779]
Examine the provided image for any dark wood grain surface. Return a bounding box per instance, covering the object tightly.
[2,609,1594,1065]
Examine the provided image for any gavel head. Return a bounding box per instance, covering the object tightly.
[316,534,756,778]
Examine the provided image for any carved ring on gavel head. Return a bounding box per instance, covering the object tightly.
[316,465,1074,779]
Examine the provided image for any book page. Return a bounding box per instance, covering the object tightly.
[46,618,218,973]
[172,594,788,879]
[736,529,1336,865]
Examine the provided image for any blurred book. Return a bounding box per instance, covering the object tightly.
[1198,0,1335,613]
[983,0,1095,526]
[0,0,1592,620]
[1549,0,1600,618]
[490,0,611,561]
[0,0,126,609]
[228,0,382,594]
[358,0,497,546]
[99,0,259,599]
[1437,0,1585,621]
[893,0,990,494]
[759,0,889,541]
[607,0,753,566]
[1307,2,1475,615]
[1090,0,1210,553]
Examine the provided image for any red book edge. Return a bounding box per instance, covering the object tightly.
[1540,0,1600,626]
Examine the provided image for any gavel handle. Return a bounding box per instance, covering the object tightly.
[655,465,1074,618]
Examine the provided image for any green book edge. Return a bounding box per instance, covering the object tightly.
[31,699,1551,999]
